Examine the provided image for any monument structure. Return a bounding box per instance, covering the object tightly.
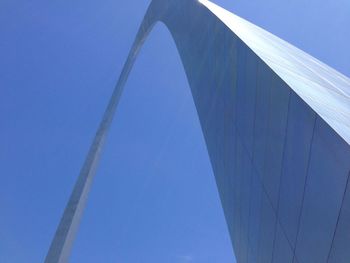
[45,0,350,262]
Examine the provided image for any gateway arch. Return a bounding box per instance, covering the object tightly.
[45,0,350,262]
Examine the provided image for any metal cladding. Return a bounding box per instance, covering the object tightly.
[45,0,350,262]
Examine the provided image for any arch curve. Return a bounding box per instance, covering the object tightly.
[44,1,228,262]
[45,0,350,262]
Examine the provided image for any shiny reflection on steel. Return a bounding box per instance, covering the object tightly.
[44,0,350,262]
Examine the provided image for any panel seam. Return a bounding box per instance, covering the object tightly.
[291,115,318,263]
[326,170,350,263]
[270,88,292,263]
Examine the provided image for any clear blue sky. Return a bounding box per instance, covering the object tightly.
[0,0,349,262]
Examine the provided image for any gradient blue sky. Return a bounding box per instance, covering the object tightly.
[1,0,349,262]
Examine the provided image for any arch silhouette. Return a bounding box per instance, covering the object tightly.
[45,0,350,262]
[44,1,219,262]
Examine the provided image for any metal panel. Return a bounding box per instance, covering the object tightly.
[272,223,293,263]
[257,191,276,263]
[252,62,272,174]
[262,76,290,210]
[295,118,350,263]
[239,146,253,263]
[233,137,245,262]
[277,93,316,247]
[247,170,263,263]
[328,176,350,263]
[236,46,257,157]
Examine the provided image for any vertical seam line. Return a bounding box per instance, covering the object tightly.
[270,88,292,263]
[292,115,318,262]
[326,170,350,263]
